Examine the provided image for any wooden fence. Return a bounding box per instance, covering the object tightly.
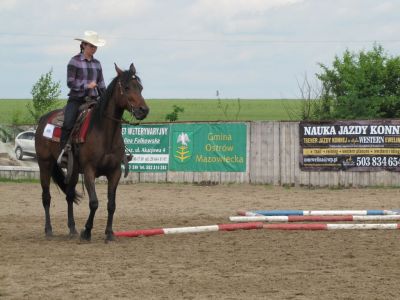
[2,121,400,187]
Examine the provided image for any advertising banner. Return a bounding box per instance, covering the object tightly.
[122,123,247,172]
[122,124,170,172]
[300,120,400,171]
[169,123,247,172]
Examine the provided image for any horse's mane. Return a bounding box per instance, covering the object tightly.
[90,69,141,128]
[90,76,118,128]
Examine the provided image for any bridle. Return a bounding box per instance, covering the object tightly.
[105,75,142,126]
[117,74,142,113]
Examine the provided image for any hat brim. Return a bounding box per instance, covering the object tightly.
[75,38,106,47]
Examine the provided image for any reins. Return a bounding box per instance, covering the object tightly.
[97,71,144,126]
[97,84,141,126]
[101,81,137,171]
[103,113,140,126]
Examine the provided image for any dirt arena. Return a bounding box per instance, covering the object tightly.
[2,182,400,299]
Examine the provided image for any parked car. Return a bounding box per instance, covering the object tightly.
[14,130,36,160]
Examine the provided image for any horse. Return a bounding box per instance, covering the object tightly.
[35,63,149,242]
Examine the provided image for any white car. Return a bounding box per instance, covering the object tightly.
[14,130,36,160]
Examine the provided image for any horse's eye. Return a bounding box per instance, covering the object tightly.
[124,86,130,91]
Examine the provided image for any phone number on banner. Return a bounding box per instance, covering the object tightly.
[356,156,400,167]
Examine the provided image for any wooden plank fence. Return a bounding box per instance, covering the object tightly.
[1,121,400,187]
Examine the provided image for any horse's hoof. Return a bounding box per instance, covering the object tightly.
[80,229,91,241]
[45,229,53,238]
[105,233,115,243]
[69,229,78,239]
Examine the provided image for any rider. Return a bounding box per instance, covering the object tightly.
[58,30,106,164]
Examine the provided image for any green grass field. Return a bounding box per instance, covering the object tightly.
[0,98,303,125]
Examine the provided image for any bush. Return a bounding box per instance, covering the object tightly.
[0,125,12,143]
[315,44,400,120]
[165,105,184,122]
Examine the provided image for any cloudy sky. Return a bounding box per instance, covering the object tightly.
[1,0,399,99]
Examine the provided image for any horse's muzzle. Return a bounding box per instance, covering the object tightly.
[133,106,149,120]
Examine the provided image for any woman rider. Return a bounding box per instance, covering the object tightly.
[58,30,106,164]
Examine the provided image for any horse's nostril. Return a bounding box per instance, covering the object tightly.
[140,107,149,114]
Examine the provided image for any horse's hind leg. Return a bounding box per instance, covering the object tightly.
[80,169,98,241]
[66,170,79,236]
[39,162,53,237]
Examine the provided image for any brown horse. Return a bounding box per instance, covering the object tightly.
[35,63,149,241]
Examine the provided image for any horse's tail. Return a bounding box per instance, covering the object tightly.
[51,164,81,204]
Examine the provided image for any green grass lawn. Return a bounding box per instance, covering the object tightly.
[0,98,303,125]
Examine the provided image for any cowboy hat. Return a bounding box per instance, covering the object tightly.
[75,30,106,47]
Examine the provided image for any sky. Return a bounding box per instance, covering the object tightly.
[1,0,400,99]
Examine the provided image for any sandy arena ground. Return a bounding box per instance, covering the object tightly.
[1,182,400,299]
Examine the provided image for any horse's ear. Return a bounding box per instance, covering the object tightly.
[114,63,123,76]
[129,63,136,74]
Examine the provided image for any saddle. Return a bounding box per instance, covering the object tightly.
[43,100,96,144]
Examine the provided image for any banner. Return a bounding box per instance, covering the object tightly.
[169,123,247,172]
[300,120,400,171]
[122,123,247,172]
[122,124,170,172]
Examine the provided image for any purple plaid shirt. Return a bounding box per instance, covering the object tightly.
[67,53,106,98]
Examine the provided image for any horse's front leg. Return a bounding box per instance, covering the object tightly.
[80,169,98,241]
[105,168,122,242]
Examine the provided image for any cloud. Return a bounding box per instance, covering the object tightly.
[0,0,17,10]
[1,0,400,99]
[190,0,303,17]
[184,0,304,35]
[65,0,155,19]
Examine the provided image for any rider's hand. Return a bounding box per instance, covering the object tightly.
[87,82,97,89]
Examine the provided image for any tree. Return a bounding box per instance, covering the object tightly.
[314,44,400,120]
[286,74,325,121]
[27,69,61,123]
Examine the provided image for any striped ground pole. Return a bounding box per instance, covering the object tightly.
[229,215,400,223]
[115,222,264,238]
[263,223,400,230]
[237,209,400,216]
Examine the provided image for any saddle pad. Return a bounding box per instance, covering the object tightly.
[43,110,92,144]
[48,110,65,127]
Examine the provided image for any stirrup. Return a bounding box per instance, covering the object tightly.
[57,144,71,165]
[57,149,66,165]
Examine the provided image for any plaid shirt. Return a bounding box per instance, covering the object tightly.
[67,53,106,98]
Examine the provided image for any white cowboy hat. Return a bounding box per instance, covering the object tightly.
[75,30,106,47]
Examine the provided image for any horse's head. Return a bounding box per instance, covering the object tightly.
[114,63,149,120]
